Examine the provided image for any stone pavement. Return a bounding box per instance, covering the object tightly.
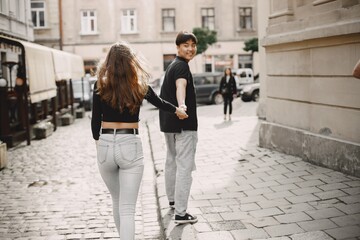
[145,100,360,240]
[0,113,163,240]
[1,100,360,240]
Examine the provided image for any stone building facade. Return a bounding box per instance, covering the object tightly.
[31,0,259,78]
[258,0,360,177]
[0,0,33,41]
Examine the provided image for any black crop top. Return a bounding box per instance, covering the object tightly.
[91,81,176,140]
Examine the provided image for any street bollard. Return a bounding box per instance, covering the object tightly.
[0,140,8,169]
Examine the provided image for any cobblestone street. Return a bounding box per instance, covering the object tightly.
[0,113,162,240]
[1,100,360,240]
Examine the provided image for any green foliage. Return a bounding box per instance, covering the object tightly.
[192,27,217,55]
[243,38,258,53]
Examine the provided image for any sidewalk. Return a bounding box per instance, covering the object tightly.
[145,101,360,240]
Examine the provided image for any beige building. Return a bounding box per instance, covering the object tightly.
[258,0,360,177]
[31,0,259,78]
[0,0,33,84]
[0,0,33,41]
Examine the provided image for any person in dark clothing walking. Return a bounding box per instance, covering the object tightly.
[219,67,237,120]
[159,30,199,225]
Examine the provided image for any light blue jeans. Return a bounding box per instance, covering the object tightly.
[96,133,144,240]
[164,131,197,216]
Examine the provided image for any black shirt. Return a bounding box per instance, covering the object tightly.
[159,56,198,132]
[91,81,176,140]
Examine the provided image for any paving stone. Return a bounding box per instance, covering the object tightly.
[314,189,348,200]
[274,212,312,224]
[330,214,360,227]
[244,187,273,196]
[193,222,212,232]
[325,225,360,239]
[197,231,235,240]
[290,231,333,240]
[286,194,320,204]
[263,190,295,200]
[249,208,284,218]
[257,198,291,208]
[242,217,280,228]
[297,219,338,231]
[306,207,345,219]
[334,202,360,215]
[209,220,245,231]
[338,194,360,204]
[264,223,304,237]
[271,183,300,192]
[231,228,269,239]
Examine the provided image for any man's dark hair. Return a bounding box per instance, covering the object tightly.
[175,31,198,46]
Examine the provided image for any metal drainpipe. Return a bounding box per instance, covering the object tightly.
[58,0,63,50]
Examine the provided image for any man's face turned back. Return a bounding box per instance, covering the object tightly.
[177,39,197,62]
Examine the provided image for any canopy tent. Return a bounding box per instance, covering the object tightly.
[19,40,57,103]
[51,48,85,81]
[0,36,85,103]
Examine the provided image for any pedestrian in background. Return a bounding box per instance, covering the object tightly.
[219,67,237,120]
[159,30,199,225]
[91,41,188,239]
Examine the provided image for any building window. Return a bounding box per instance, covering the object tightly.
[239,7,252,30]
[121,9,137,34]
[163,54,176,71]
[201,8,215,30]
[162,9,175,32]
[31,1,45,28]
[0,0,7,14]
[81,10,97,34]
[238,55,252,69]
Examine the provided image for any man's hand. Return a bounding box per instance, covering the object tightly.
[175,107,188,120]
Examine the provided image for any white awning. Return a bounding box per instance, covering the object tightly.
[0,36,85,103]
[19,40,57,103]
[51,49,85,81]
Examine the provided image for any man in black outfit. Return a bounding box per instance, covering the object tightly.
[159,30,198,224]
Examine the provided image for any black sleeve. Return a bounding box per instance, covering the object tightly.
[91,81,102,140]
[174,62,190,84]
[219,77,224,91]
[231,77,237,94]
[145,86,177,113]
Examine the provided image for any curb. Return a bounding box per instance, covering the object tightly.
[145,121,166,240]
[145,119,198,240]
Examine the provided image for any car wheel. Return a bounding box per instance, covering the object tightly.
[213,92,223,105]
[241,95,251,102]
[252,90,259,102]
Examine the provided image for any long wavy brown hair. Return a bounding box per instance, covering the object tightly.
[96,41,150,114]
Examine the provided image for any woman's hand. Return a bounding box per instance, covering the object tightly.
[175,106,188,120]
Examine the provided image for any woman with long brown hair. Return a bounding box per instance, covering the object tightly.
[91,41,187,239]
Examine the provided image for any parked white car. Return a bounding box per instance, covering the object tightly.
[240,82,260,102]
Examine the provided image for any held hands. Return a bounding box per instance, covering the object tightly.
[175,105,188,120]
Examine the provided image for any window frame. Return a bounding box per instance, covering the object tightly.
[0,0,7,14]
[31,0,46,28]
[162,8,175,32]
[201,8,215,30]
[239,7,253,30]
[80,9,98,35]
[121,9,137,34]
[238,54,253,69]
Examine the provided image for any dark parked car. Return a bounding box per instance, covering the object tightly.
[193,72,223,104]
